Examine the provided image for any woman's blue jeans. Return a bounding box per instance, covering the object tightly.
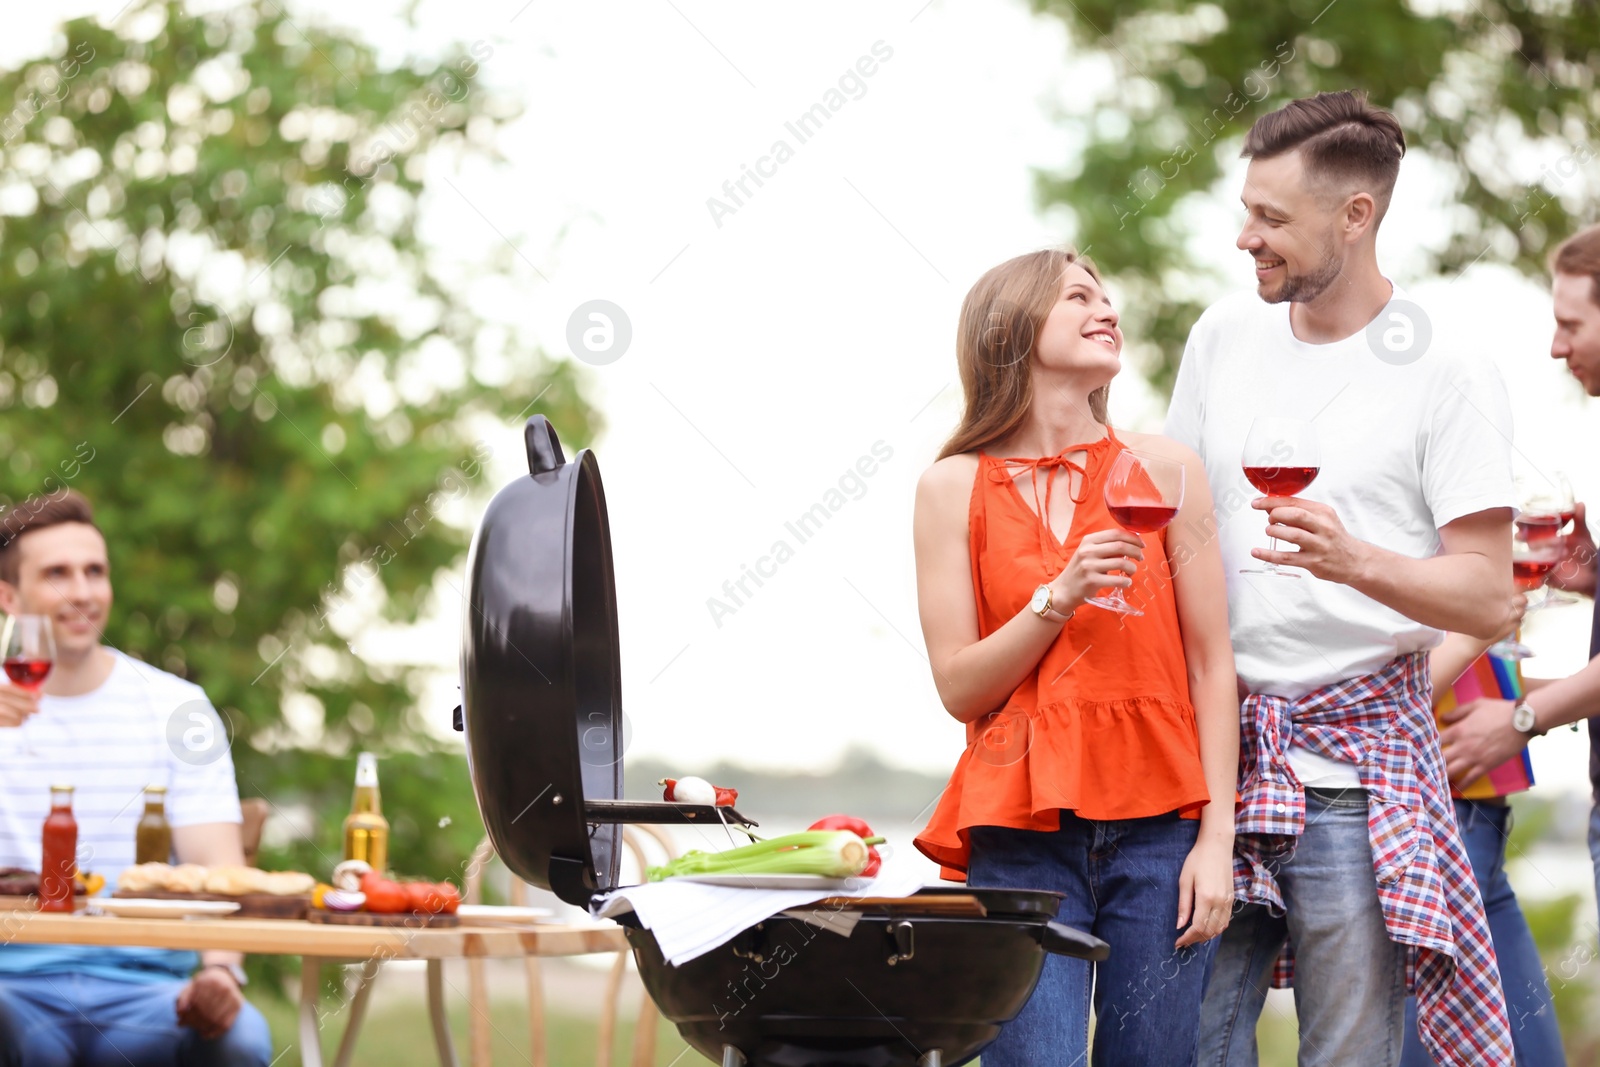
[967,810,1215,1067]
[1399,798,1564,1066]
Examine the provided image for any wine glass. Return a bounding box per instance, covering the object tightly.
[1084,449,1185,617]
[2,614,55,756]
[1516,471,1580,604]
[1240,416,1321,578]
[1491,536,1564,659]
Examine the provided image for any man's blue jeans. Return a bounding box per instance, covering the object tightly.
[967,810,1216,1067]
[1591,800,1600,946]
[1399,799,1563,1066]
[1198,787,1408,1067]
[0,972,271,1067]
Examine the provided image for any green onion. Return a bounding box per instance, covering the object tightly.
[646,830,869,882]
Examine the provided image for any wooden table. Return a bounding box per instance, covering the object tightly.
[0,909,628,1067]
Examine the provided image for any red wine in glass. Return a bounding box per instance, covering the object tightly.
[1243,466,1320,497]
[1106,503,1180,533]
[1515,513,1565,542]
[3,658,51,691]
[1512,557,1557,590]
[1087,449,1185,617]
[1240,416,1321,578]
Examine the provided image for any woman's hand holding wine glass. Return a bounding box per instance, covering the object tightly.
[1048,529,1148,615]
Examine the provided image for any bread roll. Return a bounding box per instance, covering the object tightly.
[117,863,175,893]
[166,864,209,893]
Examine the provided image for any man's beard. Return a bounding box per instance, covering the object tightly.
[1260,248,1343,304]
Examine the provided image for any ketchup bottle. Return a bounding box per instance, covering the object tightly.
[39,785,78,912]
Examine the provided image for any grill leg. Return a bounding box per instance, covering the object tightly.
[720,1046,747,1067]
[918,1053,943,1067]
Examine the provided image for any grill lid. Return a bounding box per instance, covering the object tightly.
[459,417,755,906]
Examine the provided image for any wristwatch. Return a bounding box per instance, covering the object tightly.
[1511,700,1545,738]
[203,962,248,987]
[1030,584,1073,623]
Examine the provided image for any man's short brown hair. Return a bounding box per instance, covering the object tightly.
[1551,223,1600,308]
[0,490,98,585]
[1242,90,1406,221]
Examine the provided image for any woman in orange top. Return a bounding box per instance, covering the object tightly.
[912,248,1239,1066]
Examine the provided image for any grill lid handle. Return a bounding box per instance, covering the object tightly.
[525,415,566,476]
[1040,920,1110,961]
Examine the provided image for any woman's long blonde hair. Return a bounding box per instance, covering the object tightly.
[937,248,1110,460]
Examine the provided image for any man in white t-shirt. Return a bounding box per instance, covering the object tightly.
[1164,92,1517,1065]
[0,491,270,1067]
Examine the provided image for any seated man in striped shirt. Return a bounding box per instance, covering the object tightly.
[0,490,271,1067]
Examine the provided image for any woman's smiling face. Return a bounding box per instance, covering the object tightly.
[1034,263,1123,382]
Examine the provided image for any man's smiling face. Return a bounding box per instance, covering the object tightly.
[1237,151,1348,305]
[0,523,112,660]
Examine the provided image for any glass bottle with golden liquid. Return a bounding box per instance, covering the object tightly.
[341,752,389,875]
[135,785,172,865]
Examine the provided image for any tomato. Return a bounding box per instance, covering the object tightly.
[359,871,409,914]
[403,882,435,912]
[433,882,460,915]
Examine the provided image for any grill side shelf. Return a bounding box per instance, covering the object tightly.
[583,799,758,828]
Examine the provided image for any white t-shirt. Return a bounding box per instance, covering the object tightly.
[1165,286,1515,787]
[0,649,242,980]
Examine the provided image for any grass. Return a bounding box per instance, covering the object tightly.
[256,987,696,1066]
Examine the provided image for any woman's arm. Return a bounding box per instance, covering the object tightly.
[1152,437,1239,949]
[913,456,1142,724]
[1430,632,1495,693]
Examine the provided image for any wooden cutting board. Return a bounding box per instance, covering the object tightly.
[111,890,309,920]
[307,909,460,928]
[0,894,87,912]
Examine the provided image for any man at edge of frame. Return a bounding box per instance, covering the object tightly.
[1163,89,1517,1066]
[1441,218,1600,952]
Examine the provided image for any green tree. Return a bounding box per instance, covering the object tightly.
[1028,0,1599,394]
[0,0,596,939]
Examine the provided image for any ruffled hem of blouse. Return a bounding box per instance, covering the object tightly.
[913,694,1213,879]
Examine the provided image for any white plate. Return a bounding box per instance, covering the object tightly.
[96,898,241,919]
[672,874,868,890]
[456,904,553,923]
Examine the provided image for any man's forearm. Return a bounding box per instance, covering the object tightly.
[1527,655,1600,732]
[1348,544,1508,639]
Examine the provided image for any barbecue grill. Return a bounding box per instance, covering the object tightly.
[457,416,1109,1067]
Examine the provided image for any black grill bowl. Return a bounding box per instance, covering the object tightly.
[621,889,1100,1067]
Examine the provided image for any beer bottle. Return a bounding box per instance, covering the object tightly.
[341,752,389,875]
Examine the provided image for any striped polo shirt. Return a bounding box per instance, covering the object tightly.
[0,648,242,982]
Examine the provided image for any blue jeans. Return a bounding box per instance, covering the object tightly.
[1400,799,1563,1066]
[967,810,1215,1067]
[1591,800,1600,944]
[1199,787,1408,1067]
[0,973,271,1067]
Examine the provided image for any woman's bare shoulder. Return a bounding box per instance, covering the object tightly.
[917,453,983,512]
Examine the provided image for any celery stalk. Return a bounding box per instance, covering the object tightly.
[646,830,869,882]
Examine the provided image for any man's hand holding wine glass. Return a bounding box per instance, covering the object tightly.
[1250,495,1370,584]
[0,685,39,729]
[1549,500,1597,594]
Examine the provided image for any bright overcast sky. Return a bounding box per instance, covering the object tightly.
[10,1,1600,795]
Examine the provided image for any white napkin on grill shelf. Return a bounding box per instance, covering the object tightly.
[592,865,925,966]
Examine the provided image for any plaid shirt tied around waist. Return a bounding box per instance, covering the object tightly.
[1235,652,1513,1066]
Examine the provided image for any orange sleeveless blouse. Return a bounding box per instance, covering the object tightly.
[914,428,1212,880]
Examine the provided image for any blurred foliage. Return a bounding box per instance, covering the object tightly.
[1029,0,1600,395]
[0,0,599,990]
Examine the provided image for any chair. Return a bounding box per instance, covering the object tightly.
[463,824,677,1067]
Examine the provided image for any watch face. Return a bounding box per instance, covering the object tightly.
[1031,586,1049,612]
[1513,704,1534,732]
